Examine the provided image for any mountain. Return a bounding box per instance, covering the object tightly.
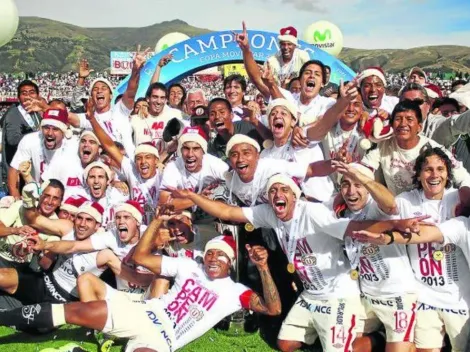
[0,17,469,74]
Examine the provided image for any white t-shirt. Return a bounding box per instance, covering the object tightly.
[361,135,470,195]
[364,95,399,115]
[10,132,78,182]
[154,257,253,349]
[260,141,334,202]
[161,154,228,193]
[130,105,183,146]
[52,232,104,297]
[397,189,470,310]
[78,101,134,156]
[225,158,308,206]
[42,152,86,197]
[121,156,161,225]
[243,200,359,299]
[322,122,366,164]
[296,95,336,127]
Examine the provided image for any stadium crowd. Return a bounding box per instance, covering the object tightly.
[0,23,470,352]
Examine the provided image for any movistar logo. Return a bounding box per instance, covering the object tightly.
[162,44,169,50]
[313,29,332,42]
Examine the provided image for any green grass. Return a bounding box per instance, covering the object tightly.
[0,325,276,352]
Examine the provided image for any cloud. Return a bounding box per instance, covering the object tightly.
[281,0,327,12]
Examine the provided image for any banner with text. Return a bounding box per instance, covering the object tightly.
[110,51,155,75]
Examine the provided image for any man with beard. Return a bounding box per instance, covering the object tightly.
[69,48,151,156]
[358,66,398,116]
[130,82,183,149]
[266,25,310,88]
[7,109,76,199]
[159,126,229,211]
[167,174,423,352]
[87,102,160,225]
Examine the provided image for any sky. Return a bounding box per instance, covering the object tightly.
[15,0,470,49]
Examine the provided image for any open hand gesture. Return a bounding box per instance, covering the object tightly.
[133,45,152,72]
[78,59,94,78]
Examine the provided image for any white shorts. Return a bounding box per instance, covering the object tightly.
[361,293,417,343]
[278,293,366,352]
[414,303,470,350]
[103,287,175,352]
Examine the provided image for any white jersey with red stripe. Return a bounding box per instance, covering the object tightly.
[151,256,253,350]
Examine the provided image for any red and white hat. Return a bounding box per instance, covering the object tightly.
[278,26,298,46]
[114,200,144,224]
[77,201,104,223]
[177,126,208,156]
[80,130,101,146]
[40,109,72,139]
[425,83,443,99]
[60,195,88,214]
[225,134,261,157]
[408,67,427,82]
[267,174,302,199]
[84,161,113,181]
[357,66,386,86]
[135,142,160,159]
[204,235,236,264]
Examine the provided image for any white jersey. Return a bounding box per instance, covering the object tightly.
[52,232,104,297]
[322,122,366,165]
[43,152,86,198]
[161,154,228,193]
[10,132,78,183]
[361,135,470,195]
[260,140,334,202]
[121,156,161,225]
[154,257,253,349]
[340,198,416,297]
[397,188,470,310]
[295,95,335,127]
[243,200,359,299]
[78,101,135,156]
[225,158,308,206]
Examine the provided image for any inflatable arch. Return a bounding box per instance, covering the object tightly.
[115,30,355,98]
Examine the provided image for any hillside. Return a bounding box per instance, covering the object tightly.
[0,17,469,74]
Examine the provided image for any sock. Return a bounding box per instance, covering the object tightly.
[51,304,66,326]
[0,303,62,331]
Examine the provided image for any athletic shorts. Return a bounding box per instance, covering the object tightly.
[414,303,470,350]
[361,293,417,343]
[278,293,366,352]
[103,287,175,352]
[14,271,75,304]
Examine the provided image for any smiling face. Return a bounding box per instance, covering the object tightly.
[300,63,324,101]
[147,88,167,116]
[41,125,64,150]
[418,155,448,200]
[169,86,184,108]
[340,175,369,212]
[224,81,244,107]
[58,209,76,222]
[38,186,63,217]
[135,153,158,179]
[18,84,39,109]
[228,143,259,183]
[392,110,421,146]
[209,101,233,133]
[280,41,296,61]
[74,213,100,240]
[340,93,363,128]
[91,82,112,113]
[268,183,296,222]
[167,215,194,244]
[361,75,385,109]
[115,211,139,243]
[181,142,204,173]
[186,92,206,115]
[400,90,430,121]
[203,249,231,279]
[86,167,108,199]
[268,106,295,143]
[79,135,100,166]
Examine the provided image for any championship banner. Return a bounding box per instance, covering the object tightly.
[115,30,355,98]
[110,51,155,75]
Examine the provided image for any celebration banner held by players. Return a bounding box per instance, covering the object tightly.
[115,30,355,98]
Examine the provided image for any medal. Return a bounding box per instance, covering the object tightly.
[244,223,255,232]
[350,269,359,280]
[433,250,444,261]
[263,140,274,149]
[287,263,296,274]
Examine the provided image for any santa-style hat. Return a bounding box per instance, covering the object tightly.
[89,78,114,96]
[41,109,72,139]
[226,134,261,157]
[60,195,88,214]
[135,142,160,159]
[338,163,375,184]
[77,201,104,223]
[278,26,298,46]
[267,174,301,199]
[80,130,101,146]
[84,161,113,181]
[177,126,208,156]
[204,235,236,265]
[266,98,299,121]
[357,67,386,86]
[408,67,427,82]
[425,83,443,99]
[115,200,144,224]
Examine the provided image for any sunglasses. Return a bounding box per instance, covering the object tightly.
[402,98,425,105]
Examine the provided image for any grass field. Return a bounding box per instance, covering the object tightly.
[0,325,277,352]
